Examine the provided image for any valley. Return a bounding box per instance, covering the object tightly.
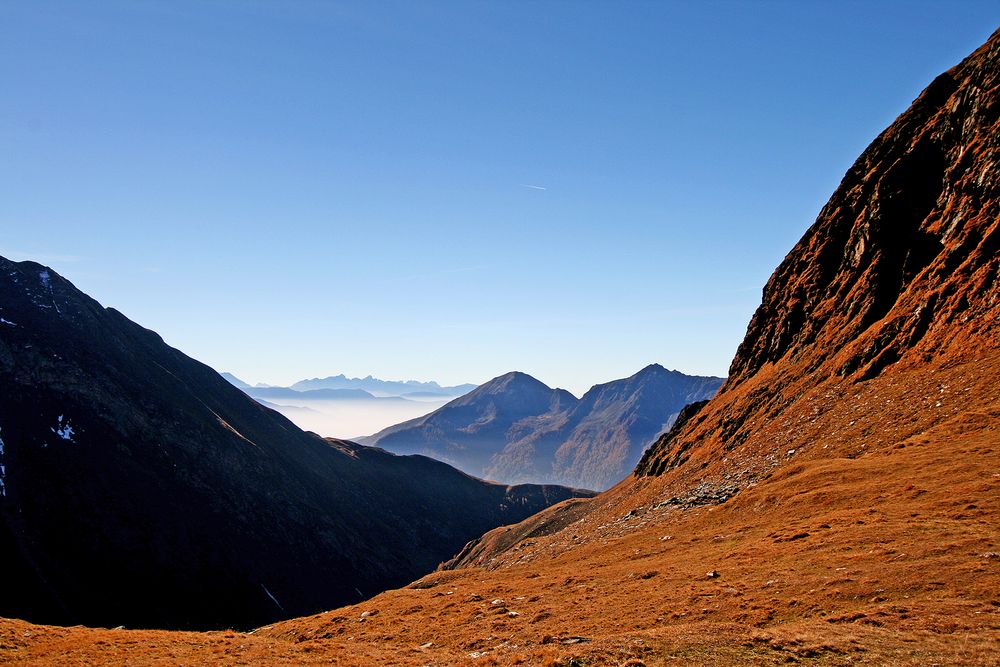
[1,10,997,667]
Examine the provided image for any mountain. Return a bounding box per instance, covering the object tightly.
[634,29,1000,481]
[219,371,251,389]
[0,257,592,631]
[291,374,476,397]
[363,366,723,489]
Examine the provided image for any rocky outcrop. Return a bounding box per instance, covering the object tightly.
[637,28,1000,479]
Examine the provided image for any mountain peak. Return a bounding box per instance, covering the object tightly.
[481,370,548,388]
[220,372,251,389]
[453,371,559,406]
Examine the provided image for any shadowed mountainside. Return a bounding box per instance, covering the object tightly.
[0,257,592,631]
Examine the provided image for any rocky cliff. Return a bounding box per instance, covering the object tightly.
[637,30,999,480]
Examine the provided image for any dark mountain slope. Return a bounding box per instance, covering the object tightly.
[364,366,722,489]
[0,258,591,631]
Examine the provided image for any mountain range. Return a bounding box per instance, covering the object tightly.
[362,365,723,490]
[290,374,476,397]
[218,372,473,439]
[223,371,476,399]
[0,257,591,630]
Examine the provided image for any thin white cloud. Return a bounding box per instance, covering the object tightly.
[518,184,547,191]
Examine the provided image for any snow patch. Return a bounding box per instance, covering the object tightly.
[51,415,76,442]
[28,270,62,314]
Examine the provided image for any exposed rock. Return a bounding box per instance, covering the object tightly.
[636,27,1000,482]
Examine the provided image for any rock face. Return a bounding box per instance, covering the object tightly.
[0,257,592,631]
[364,366,722,490]
[637,29,1000,479]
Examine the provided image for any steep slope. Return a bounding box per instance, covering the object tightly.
[0,257,591,631]
[634,22,1000,485]
[363,366,722,490]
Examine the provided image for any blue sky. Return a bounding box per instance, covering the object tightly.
[2,2,997,394]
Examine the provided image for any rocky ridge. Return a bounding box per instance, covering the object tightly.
[636,27,999,486]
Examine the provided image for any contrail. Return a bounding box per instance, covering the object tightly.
[518,184,547,191]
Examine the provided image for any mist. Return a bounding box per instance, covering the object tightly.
[258,396,451,440]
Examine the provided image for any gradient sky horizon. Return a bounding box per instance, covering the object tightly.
[2,2,997,395]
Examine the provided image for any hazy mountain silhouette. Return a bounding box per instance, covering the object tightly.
[219,371,252,389]
[291,374,476,397]
[363,366,722,489]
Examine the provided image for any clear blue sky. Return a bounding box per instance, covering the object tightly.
[2,2,996,394]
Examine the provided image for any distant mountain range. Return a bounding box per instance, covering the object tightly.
[361,365,723,490]
[224,372,474,400]
[219,372,474,438]
[220,372,476,399]
[290,374,476,397]
[0,257,591,630]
